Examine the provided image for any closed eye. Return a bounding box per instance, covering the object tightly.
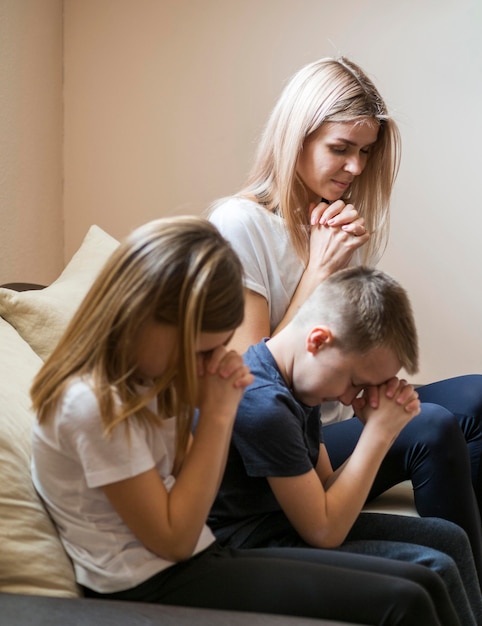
[196,349,214,359]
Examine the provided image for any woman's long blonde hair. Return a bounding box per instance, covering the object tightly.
[31,216,245,471]
[228,57,401,264]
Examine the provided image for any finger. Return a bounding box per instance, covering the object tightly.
[364,386,380,409]
[216,350,247,379]
[322,201,362,226]
[205,345,229,374]
[391,380,419,409]
[394,382,417,406]
[341,218,367,237]
[233,368,255,389]
[384,377,401,398]
[310,200,330,226]
[314,225,369,249]
[404,398,421,416]
[319,200,350,225]
[326,208,360,228]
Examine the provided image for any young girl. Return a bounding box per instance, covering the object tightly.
[209,56,482,577]
[31,216,460,625]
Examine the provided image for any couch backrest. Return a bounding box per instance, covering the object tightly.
[0,224,119,597]
[0,317,79,596]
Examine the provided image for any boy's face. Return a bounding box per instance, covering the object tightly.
[293,343,402,407]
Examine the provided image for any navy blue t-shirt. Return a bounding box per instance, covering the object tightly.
[208,339,322,547]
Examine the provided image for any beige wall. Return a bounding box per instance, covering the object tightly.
[63,0,482,382]
[0,0,63,285]
[2,0,481,382]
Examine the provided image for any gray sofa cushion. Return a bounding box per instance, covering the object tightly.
[0,593,357,625]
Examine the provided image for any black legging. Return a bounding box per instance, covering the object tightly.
[323,374,482,585]
[82,542,457,625]
[417,375,482,507]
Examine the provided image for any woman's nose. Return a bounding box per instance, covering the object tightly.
[344,155,363,176]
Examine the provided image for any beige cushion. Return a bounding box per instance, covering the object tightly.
[0,317,79,596]
[0,225,119,361]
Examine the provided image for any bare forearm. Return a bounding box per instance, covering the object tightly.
[104,347,253,564]
[318,426,394,543]
[273,425,399,549]
[166,414,233,556]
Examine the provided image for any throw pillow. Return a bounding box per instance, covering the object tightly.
[0,225,119,361]
[0,317,79,596]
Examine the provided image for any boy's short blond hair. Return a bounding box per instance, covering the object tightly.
[293,266,418,375]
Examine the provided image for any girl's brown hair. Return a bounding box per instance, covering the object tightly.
[31,216,245,471]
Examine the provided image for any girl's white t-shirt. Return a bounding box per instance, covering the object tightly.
[31,378,215,593]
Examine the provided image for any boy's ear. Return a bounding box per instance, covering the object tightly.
[306,326,334,354]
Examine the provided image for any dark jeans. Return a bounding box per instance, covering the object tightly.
[215,509,480,626]
[82,540,456,626]
[323,374,482,584]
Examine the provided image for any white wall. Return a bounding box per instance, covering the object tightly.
[61,0,481,382]
[0,0,63,285]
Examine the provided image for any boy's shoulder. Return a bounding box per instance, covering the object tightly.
[239,341,309,426]
[243,341,284,389]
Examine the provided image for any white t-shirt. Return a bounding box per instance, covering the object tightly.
[210,196,354,425]
[210,197,304,333]
[31,378,215,593]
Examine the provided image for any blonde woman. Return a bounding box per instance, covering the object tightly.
[30,216,453,624]
[209,56,482,579]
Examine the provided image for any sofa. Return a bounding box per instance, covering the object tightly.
[0,224,416,625]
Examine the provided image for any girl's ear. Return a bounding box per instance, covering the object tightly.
[306,326,334,354]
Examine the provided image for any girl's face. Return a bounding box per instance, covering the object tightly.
[296,119,379,203]
[134,320,233,382]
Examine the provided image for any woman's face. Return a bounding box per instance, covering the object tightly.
[296,119,379,203]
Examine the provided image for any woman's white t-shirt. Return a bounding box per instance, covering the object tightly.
[210,197,354,425]
[210,197,305,333]
[31,378,215,593]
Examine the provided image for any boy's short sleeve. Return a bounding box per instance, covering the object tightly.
[234,383,321,479]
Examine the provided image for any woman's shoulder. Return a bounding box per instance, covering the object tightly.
[209,196,284,241]
[210,196,280,226]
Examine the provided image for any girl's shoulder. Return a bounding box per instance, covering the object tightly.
[55,376,102,428]
[62,375,97,405]
[33,376,105,454]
